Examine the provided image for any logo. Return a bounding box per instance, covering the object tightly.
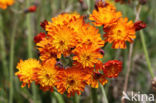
[122,91,155,102]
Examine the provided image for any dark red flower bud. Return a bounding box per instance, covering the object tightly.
[134,21,146,31]
[34,32,46,43]
[79,0,83,3]
[95,0,106,9]
[24,5,37,13]
[40,20,48,30]
[98,49,105,55]
[139,0,147,5]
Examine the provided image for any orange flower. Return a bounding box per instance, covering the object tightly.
[73,45,103,68]
[76,23,105,48]
[34,58,59,92]
[86,72,108,88]
[89,2,122,27]
[104,18,136,49]
[55,68,88,97]
[0,0,14,9]
[36,37,57,62]
[50,13,80,25]
[47,24,78,58]
[15,58,41,88]
[103,60,122,78]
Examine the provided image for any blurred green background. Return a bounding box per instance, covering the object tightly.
[0,0,156,103]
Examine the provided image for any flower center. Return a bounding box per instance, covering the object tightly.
[45,74,50,79]
[68,79,75,86]
[59,40,65,46]
[86,56,91,61]
[93,73,102,80]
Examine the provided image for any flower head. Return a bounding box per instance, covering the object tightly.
[73,45,103,68]
[76,23,105,48]
[15,58,41,88]
[47,24,78,58]
[56,68,88,97]
[89,2,122,27]
[34,58,59,92]
[86,71,108,88]
[50,13,80,25]
[103,60,122,78]
[104,18,136,49]
[36,37,57,61]
[0,0,14,9]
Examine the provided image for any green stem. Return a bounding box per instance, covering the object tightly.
[51,94,57,103]
[26,0,37,102]
[0,13,8,103]
[91,88,98,103]
[9,17,18,103]
[53,92,64,103]
[73,94,80,103]
[0,15,8,80]
[139,30,154,78]
[87,0,91,14]
[100,84,109,103]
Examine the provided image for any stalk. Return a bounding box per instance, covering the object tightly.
[73,94,80,103]
[100,84,108,103]
[122,4,142,103]
[26,0,37,102]
[139,30,154,78]
[53,92,64,103]
[0,13,8,103]
[91,88,98,103]
[9,17,18,103]
[0,15,8,80]
[87,0,91,14]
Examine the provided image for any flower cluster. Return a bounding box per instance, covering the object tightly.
[16,1,144,97]
[90,0,136,49]
[0,0,14,9]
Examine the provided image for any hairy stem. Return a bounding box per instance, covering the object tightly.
[9,17,18,103]
[100,84,108,103]
[140,30,154,78]
[26,0,36,102]
[91,88,98,103]
[122,4,142,103]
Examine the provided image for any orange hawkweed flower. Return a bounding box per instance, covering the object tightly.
[89,2,122,28]
[77,23,105,48]
[15,58,41,88]
[87,72,108,88]
[36,37,57,61]
[46,24,78,58]
[50,13,80,25]
[103,60,122,78]
[73,45,103,68]
[56,68,87,97]
[0,0,14,9]
[104,18,136,49]
[34,58,58,92]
